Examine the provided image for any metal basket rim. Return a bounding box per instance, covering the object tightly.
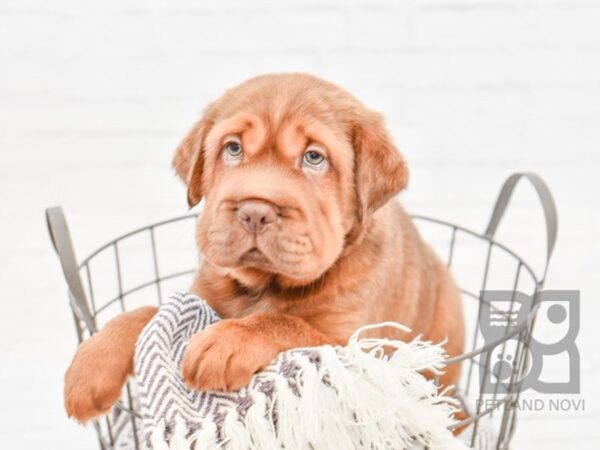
[80,212,541,285]
[77,212,542,365]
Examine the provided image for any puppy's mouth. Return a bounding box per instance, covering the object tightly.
[239,247,271,267]
[200,217,328,282]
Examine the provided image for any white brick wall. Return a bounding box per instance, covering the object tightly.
[0,0,598,448]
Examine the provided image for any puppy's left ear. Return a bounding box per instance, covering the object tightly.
[353,109,409,218]
[172,117,212,208]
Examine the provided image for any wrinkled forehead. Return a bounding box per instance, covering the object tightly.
[204,100,351,159]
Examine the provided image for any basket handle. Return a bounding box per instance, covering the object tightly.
[46,207,97,332]
[484,172,558,281]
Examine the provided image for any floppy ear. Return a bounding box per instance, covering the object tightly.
[352,109,409,219]
[172,118,211,208]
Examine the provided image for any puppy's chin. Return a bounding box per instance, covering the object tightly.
[231,264,326,290]
[203,245,330,288]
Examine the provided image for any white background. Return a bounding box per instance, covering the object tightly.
[0,0,598,448]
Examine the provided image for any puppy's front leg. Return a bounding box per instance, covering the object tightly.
[64,306,157,422]
[182,313,334,392]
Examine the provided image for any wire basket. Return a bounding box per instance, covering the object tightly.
[46,172,557,450]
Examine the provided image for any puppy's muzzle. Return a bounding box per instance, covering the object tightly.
[236,200,277,235]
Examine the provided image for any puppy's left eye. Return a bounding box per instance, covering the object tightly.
[302,149,328,170]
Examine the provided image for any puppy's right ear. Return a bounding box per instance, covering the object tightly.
[172,118,211,208]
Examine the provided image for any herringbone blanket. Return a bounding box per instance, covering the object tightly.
[110,292,493,449]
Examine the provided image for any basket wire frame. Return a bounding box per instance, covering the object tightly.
[46,172,557,450]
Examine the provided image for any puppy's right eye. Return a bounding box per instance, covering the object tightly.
[223,140,243,163]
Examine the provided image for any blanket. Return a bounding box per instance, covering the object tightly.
[110,292,492,449]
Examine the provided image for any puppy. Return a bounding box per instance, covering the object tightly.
[64,73,464,422]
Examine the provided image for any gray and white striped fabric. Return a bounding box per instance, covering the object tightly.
[108,291,494,450]
[131,291,351,448]
[134,291,292,443]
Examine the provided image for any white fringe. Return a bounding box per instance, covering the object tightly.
[149,323,468,450]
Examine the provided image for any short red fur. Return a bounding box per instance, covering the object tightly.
[64,73,465,423]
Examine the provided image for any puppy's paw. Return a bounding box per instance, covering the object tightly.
[64,339,130,423]
[181,319,278,392]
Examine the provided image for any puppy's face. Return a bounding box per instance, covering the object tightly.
[173,74,408,287]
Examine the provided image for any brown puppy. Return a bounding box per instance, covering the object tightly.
[64,73,464,423]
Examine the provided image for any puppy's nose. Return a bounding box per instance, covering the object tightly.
[236,201,277,234]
